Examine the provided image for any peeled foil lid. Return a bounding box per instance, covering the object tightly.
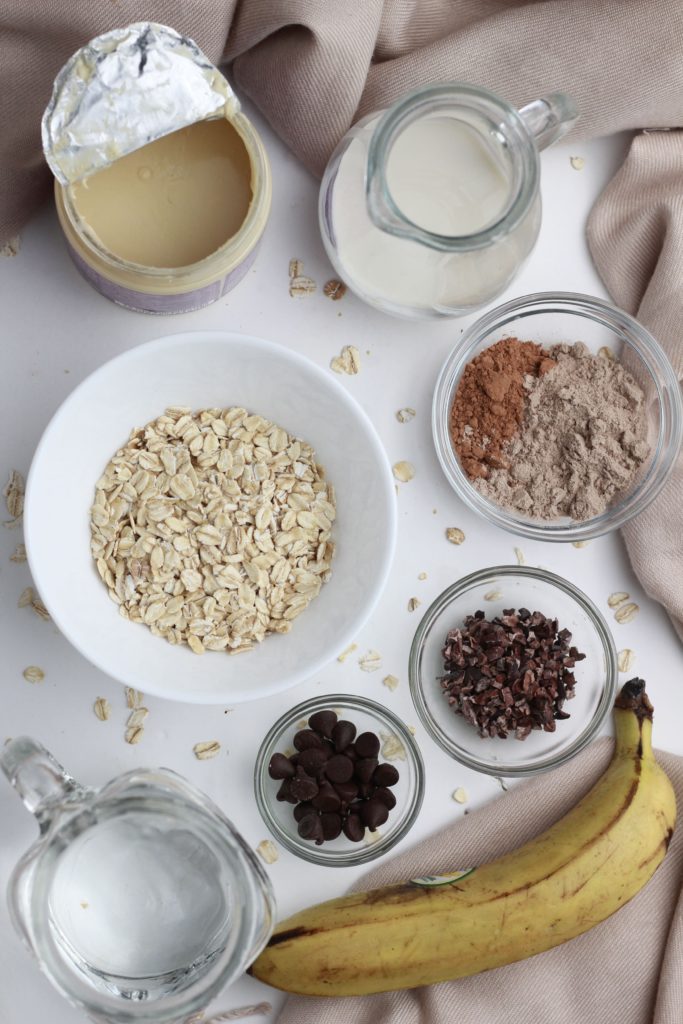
[42,22,238,185]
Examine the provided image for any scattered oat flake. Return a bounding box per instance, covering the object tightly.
[257,839,279,864]
[608,591,630,608]
[446,527,465,545]
[570,155,585,171]
[337,642,358,663]
[484,588,503,601]
[418,572,428,581]
[10,543,27,563]
[598,346,616,361]
[125,687,144,708]
[615,602,640,624]
[2,517,22,529]
[194,740,221,760]
[396,408,416,424]
[127,707,149,729]
[393,461,415,483]
[4,470,24,519]
[330,344,361,375]
[125,725,144,745]
[0,235,20,258]
[514,547,526,566]
[289,274,316,297]
[408,725,416,735]
[18,586,34,608]
[572,540,589,548]
[452,787,468,804]
[22,666,44,684]
[618,648,636,673]
[407,597,421,612]
[380,731,406,761]
[94,697,111,721]
[359,650,382,672]
[382,674,399,691]
[288,257,303,278]
[323,279,347,301]
[31,596,50,621]
[364,829,382,845]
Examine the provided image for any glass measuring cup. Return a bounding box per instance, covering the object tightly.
[1,737,274,1024]
[319,83,577,319]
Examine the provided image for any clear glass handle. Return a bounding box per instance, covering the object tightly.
[1,737,86,830]
[518,93,578,151]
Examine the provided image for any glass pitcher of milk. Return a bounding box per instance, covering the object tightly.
[319,83,577,319]
[1,737,274,1024]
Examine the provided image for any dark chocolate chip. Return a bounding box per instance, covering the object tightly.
[357,782,375,799]
[343,813,365,842]
[298,813,324,844]
[360,798,389,831]
[268,753,295,780]
[333,780,359,803]
[354,731,380,758]
[289,775,319,802]
[308,710,338,738]
[297,747,329,773]
[332,720,357,752]
[373,763,400,787]
[293,801,316,822]
[276,780,298,804]
[374,786,397,810]
[355,757,378,784]
[325,754,354,783]
[320,812,343,841]
[293,729,323,752]
[312,782,341,813]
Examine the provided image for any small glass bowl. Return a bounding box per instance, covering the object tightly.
[409,566,617,777]
[254,694,425,866]
[432,292,683,542]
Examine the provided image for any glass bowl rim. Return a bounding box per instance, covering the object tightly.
[254,693,425,866]
[432,290,683,542]
[408,565,618,777]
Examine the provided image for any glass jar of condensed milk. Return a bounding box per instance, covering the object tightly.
[43,24,271,314]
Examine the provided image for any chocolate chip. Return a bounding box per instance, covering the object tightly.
[325,754,354,784]
[332,720,356,752]
[298,813,324,844]
[309,710,338,738]
[294,729,323,751]
[360,798,389,831]
[320,812,343,841]
[354,732,380,758]
[373,763,400,787]
[374,786,397,809]
[312,782,341,813]
[357,782,375,799]
[289,774,319,802]
[333,780,359,804]
[355,757,379,784]
[343,813,365,842]
[297,747,329,774]
[293,801,316,822]
[276,780,298,804]
[268,753,295,780]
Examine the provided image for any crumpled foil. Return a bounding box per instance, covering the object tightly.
[42,22,238,185]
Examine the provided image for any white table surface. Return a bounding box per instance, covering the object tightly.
[2,104,682,1024]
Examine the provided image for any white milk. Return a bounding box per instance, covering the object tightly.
[331,114,537,313]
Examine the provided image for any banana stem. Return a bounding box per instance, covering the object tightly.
[614,679,653,760]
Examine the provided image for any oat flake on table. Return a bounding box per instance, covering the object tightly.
[358,650,382,672]
[330,345,361,375]
[194,740,221,760]
[256,839,279,864]
[382,674,399,691]
[393,461,415,483]
[90,406,336,657]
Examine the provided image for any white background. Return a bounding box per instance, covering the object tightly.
[1,102,682,1024]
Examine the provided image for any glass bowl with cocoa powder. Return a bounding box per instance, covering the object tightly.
[433,292,682,541]
[408,566,618,776]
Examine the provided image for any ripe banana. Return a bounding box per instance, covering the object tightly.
[251,679,676,996]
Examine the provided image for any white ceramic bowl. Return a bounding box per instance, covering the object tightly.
[25,332,396,704]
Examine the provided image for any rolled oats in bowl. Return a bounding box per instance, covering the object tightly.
[90,406,336,655]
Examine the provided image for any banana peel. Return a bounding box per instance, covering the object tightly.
[250,679,676,996]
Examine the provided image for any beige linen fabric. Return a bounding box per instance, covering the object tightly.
[278,739,683,1024]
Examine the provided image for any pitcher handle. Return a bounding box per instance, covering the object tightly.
[1,737,86,830]
[518,93,578,151]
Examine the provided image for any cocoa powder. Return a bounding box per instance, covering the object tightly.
[449,338,556,479]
